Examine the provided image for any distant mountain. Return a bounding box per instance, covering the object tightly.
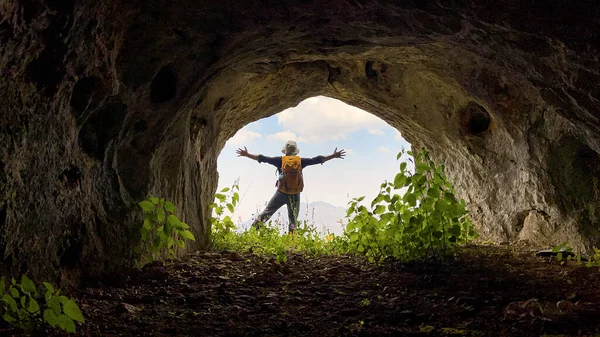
[236,201,348,235]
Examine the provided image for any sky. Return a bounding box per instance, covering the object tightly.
[216,95,413,225]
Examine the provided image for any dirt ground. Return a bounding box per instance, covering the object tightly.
[2,243,600,336]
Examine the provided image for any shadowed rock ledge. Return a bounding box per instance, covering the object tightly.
[0,0,598,284]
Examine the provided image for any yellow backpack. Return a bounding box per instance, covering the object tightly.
[278,156,304,194]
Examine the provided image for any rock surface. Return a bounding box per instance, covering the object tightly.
[0,0,599,283]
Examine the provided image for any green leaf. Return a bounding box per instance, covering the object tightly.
[356,196,365,202]
[9,286,19,298]
[157,208,166,222]
[58,295,70,305]
[227,203,235,213]
[63,299,85,323]
[176,240,185,248]
[400,162,407,171]
[47,296,61,315]
[167,214,180,228]
[165,201,176,213]
[448,225,462,236]
[149,197,160,205]
[139,201,154,212]
[393,173,406,188]
[44,309,59,327]
[220,187,230,193]
[42,282,55,294]
[435,200,448,212]
[57,314,76,333]
[2,293,17,311]
[179,222,190,229]
[180,230,196,241]
[2,313,16,323]
[374,205,386,214]
[416,162,429,173]
[28,297,40,313]
[143,216,153,230]
[405,193,417,207]
[215,193,226,202]
[432,231,443,239]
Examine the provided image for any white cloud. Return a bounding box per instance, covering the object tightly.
[395,130,404,141]
[344,148,354,156]
[276,96,389,143]
[266,130,307,143]
[368,128,385,136]
[377,146,390,153]
[226,130,262,146]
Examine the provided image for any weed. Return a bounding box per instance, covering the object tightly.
[210,148,477,265]
[137,197,196,266]
[0,275,84,333]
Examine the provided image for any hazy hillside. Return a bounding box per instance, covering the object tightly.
[236,201,348,235]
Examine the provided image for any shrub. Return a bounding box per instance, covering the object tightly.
[0,275,84,333]
[137,197,196,266]
[342,148,477,263]
[210,148,477,265]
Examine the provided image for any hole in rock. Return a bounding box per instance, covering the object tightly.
[60,231,84,268]
[217,96,413,236]
[70,76,98,116]
[365,60,377,78]
[150,66,177,104]
[0,205,6,231]
[79,101,127,160]
[461,102,491,136]
[59,165,82,188]
[45,0,75,13]
[134,119,149,132]
[25,51,63,94]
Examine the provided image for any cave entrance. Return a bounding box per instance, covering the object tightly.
[216,96,413,236]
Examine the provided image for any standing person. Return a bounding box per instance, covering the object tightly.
[236,140,346,233]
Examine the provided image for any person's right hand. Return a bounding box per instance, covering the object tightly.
[236,146,249,157]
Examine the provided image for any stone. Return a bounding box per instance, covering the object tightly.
[0,0,599,284]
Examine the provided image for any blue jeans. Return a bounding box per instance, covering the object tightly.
[252,190,300,233]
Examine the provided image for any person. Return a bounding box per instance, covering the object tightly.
[236,140,346,233]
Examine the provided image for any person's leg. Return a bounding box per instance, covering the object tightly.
[286,193,301,233]
[252,191,287,229]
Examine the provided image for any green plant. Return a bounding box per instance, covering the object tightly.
[552,242,600,267]
[138,197,196,266]
[209,180,241,249]
[0,275,84,333]
[342,147,477,263]
[210,179,331,263]
[210,148,477,266]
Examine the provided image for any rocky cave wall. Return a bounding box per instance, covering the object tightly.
[0,0,599,284]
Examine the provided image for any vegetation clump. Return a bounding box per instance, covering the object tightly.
[210,148,478,264]
[0,275,84,333]
[137,197,197,267]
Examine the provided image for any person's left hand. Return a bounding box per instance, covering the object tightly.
[332,148,346,159]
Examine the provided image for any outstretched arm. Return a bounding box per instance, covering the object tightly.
[322,148,346,163]
[236,147,259,161]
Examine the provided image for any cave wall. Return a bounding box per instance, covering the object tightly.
[0,0,599,284]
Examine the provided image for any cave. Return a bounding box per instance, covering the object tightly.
[0,0,599,287]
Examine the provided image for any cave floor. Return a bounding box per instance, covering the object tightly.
[5,244,600,337]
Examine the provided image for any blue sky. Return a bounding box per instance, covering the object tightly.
[216,96,413,224]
